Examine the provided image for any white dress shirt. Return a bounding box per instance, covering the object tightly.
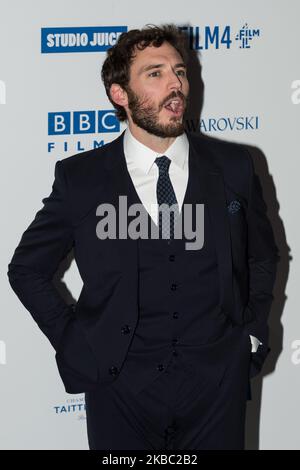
[123,126,261,353]
[123,126,189,226]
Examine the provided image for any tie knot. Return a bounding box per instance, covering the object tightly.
[155,155,171,174]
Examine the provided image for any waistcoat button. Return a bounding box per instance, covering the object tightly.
[109,366,119,376]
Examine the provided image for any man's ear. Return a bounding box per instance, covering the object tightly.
[110,83,128,107]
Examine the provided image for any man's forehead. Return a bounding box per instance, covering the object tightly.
[131,42,183,66]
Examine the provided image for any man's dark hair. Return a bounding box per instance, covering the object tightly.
[101,24,188,122]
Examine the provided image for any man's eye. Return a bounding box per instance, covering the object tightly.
[149,71,160,77]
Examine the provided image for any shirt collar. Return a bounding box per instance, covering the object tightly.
[123,126,189,174]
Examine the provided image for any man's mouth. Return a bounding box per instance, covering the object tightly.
[163,98,184,116]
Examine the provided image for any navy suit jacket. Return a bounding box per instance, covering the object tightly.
[7,131,279,393]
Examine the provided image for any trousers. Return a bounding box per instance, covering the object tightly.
[84,325,251,450]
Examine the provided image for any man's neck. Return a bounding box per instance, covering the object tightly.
[127,122,177,154]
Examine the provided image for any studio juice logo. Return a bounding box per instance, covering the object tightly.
[41,26,127,53]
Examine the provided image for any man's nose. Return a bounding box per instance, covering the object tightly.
[167,71,183,90]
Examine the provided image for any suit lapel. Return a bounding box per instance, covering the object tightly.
[188,135,234,316]
[103,131,139,289]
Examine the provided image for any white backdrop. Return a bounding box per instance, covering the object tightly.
[1,0,299,450]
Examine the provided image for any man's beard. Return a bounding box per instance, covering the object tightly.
[125,86,188,138]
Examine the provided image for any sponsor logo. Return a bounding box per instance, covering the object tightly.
[41,26,127,53]
[185,116,259,133]
[41,24,259,54]
[180,23,260,50]
[235,23,260,49]
[54,397,86,420]
[48,110,120,135]
[47,110,120,156]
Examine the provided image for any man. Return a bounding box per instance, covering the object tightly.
[7,24,279,450]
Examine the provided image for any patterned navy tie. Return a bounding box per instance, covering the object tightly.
[154,155,180,239]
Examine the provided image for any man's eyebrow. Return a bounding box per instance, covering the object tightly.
[138,63,186,74]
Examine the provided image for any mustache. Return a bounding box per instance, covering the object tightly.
[160,91,188,109]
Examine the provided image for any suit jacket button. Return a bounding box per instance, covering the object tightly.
[157,364,164,371]
[121,325,131,335]
[109,366,119,376]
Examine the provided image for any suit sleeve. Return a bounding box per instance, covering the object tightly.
[7,160,75,351]
[243,150,280,376]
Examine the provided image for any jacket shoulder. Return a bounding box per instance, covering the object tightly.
[188,132,250,168]
[188,132,252,197]
[58,135,121,173]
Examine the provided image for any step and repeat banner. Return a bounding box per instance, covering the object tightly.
[1,0,299,450]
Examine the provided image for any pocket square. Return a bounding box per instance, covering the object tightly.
[227,199,241,214]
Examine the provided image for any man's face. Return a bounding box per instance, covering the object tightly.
[124,41,189,138]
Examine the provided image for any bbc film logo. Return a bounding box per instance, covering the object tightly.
[0,80,6,104]
[291,80,300,104]
[48,110,120,135]
[47,109,120,155]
